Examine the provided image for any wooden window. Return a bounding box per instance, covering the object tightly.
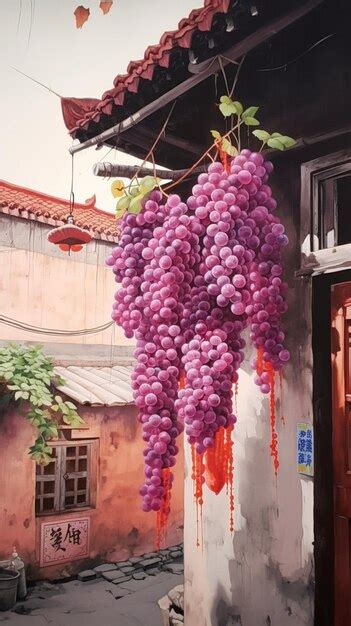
[35,440,97,516]
[300,150,351,268]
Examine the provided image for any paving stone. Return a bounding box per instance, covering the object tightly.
[169,550,183,560]
[119,565,135,574]
[145,567,161,576]
[135,557,161,570]
[112,588,131,599]
[164,563,184,575]
[112,574,133,586]
[129,556,143,564]
[141,551,159,559]
[77,570,97,582]
[115,559,133,567]
[102,570,131,583]
[94,563,118,575]
[132,571,147,580]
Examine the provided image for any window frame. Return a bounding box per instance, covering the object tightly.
[300,149,351,272]
[35,439,98,517]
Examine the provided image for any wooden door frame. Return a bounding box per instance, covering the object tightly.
[312,269,351,626]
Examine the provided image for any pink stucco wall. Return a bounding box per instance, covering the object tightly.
[0,406,184,580]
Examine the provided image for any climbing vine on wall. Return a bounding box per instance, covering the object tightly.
[0,344,83,465]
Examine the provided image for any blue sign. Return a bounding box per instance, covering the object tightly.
[297,423,314,476]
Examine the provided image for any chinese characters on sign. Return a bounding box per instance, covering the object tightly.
[297,423,314,476]
[40,518,89,567]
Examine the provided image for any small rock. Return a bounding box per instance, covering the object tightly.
[132,571,147,580]
[119,566,135,574]
[94,563,117,575]
[116,559,133,568]
[108,588,131,599]
[168,584,184,611]
[78,570,96,582]
[164,563,184,575]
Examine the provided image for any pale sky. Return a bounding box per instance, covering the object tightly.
[0,0,197,213]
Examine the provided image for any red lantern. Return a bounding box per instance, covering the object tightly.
[47,216,92,253]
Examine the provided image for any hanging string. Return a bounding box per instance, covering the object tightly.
[69,153,75,218]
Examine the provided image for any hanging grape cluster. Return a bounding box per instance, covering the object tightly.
[106,149,290,521]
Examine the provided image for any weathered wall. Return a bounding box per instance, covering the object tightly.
[0,405,184,580]
[183,10,351,624]
[0,223,132,348]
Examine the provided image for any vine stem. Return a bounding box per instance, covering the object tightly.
[164,122,242,192]
[229,54,246,98]
[128,102,176,192]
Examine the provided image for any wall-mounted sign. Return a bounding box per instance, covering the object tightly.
[40,517,90,567]
[297,423,314,477]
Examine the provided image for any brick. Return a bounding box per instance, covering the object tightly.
[141,552,159,559]
[77,570,96,582]
[129,556,143,565]
[164,563,184,575]
[146,567,161,576]
[112,574,133,586]
[169,550,183,560]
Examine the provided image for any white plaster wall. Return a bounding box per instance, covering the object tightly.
[184,290,314,626]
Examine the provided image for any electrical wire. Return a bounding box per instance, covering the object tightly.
[257,33,335,72]
[0,315,114,337]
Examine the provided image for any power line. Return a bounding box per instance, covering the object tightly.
[0,315,114,337]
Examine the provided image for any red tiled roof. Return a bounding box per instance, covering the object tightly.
[69,0,231,136]
[0,180,119,242]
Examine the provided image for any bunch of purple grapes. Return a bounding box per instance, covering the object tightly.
[107,150,290,510]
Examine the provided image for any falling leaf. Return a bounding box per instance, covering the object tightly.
[111,179,125,198]
[74,6,90,29]
[100,1,113,14]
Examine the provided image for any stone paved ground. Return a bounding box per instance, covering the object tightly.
[0,571,183,626]
[0,546,184,626]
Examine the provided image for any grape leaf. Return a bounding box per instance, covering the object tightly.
[270,132,282,138]
[115,195,130,219]
[252,130,270,141]
[279,135,296,148]
[222,138,238,156]
[219,102,236,117]
[111,179,125,198]
[242,106,259,120]
[210,130,221,140]
[267,137,285,151]
[243,117,260,126]
[129,195,143,215]
[232,101,243,115]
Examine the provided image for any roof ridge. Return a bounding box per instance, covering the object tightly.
[0,179,114,219]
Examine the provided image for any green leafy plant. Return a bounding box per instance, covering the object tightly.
[212,95,296,154]
[0,344,84,465]
[112,175,161,219]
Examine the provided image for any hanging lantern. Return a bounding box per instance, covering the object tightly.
[47,215,92,253]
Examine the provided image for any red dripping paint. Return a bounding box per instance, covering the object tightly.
[279,370,286,425]
[256,348,280,476]
[156,467,172,550]
[204,427,226,495]
[224,424,235,532]
[191,444,204,548]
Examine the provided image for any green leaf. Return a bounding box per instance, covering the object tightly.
[222,138,238,157]
[115,195,131,215]
[219,102,236,117]
[242,106,259,120]
[55,395,63,404]
[243,117,260,126]
[128,195,143,215]
[267,137,285,151]
[232,101,243,115]
[210,130,221,140]
[279,135,296,148]
[270,132,282,138]
[252,130,271,142]
[219,95,232,105]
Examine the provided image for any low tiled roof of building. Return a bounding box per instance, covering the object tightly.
[0,179,119,242]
